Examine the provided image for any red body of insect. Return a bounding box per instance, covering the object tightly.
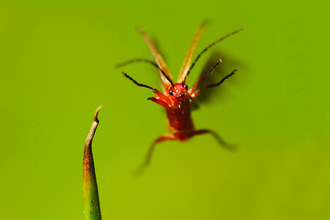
[162,84,193,141]
[118,22,243,171]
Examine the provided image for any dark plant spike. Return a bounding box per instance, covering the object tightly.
[183,27,244,84]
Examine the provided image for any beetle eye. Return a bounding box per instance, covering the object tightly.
[169,90,173,96]
[184,85,188,90]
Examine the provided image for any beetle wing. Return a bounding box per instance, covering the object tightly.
[177,22,206,84]
[139,28,173,92]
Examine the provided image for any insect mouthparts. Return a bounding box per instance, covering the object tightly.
[177,100,181,109]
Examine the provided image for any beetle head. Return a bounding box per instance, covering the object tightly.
[166,84,190,109]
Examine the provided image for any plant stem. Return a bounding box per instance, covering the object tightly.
[83,106,102,220]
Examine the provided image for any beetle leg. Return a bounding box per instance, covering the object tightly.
[148,97,172,111]
[187,129,236,151]
[188,59,222,95]
[152,89,172,107]
[190,69,236,99]
[136,134,176,174]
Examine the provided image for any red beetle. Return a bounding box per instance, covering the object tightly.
[118,23,244,171]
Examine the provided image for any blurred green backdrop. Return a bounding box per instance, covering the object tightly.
[0,0,329,219]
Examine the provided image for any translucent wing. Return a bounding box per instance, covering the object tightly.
[139,28,173,92]
[177,22,206,84]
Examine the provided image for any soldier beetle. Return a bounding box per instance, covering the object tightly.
[117,22,244,171]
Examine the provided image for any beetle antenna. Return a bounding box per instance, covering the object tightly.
[116,58,174,88]
[156,66,174,88]
[122,71,154,91]
[183,27,244,83]
[115,58,158,69]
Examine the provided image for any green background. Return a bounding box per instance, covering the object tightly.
[1,0,329,219]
